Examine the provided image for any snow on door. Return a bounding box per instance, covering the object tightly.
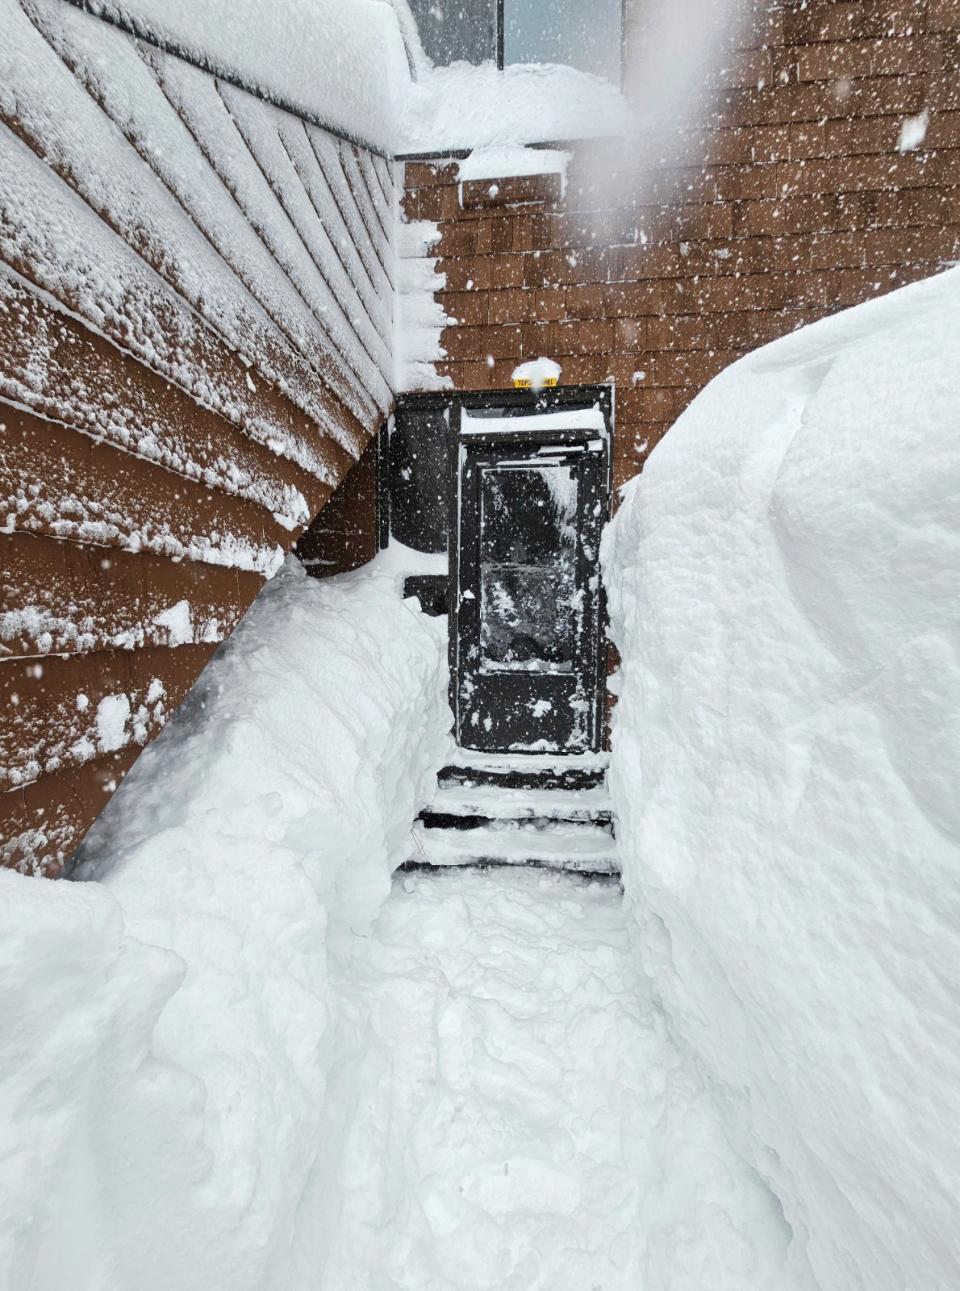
[453,407,608,754]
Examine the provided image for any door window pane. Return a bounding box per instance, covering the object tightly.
[479,463,580,673]
[481,565,576,672]
[503,0,622,80]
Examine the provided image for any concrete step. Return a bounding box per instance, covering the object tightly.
[420,780,613,830]
[437,749,609,794]
[409,750,619,876]
[406,817,619,877]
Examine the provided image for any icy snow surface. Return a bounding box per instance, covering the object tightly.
[603,266,960,1291]
[315,866,810,1290]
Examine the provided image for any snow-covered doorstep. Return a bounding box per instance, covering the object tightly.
[395,217,452,392]
[0,557,450,1291]
[602,267,960,1290]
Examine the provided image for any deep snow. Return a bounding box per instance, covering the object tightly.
[304,866,811,1290]
[0,556,451,1291]
[603,266,960,1291]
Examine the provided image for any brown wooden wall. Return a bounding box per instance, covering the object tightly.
[1,0,396,876]
[403,0,960,492]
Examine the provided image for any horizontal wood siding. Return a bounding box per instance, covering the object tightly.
[1,0,397,876]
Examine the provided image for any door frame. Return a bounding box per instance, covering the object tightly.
[385,385,614,753]
[448,386,613,755]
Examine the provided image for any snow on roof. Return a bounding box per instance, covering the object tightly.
[461,406,607,436]
[402,60,636,154]
[77,0,636,155]
[79,0,412,152]
[458,146,571,183]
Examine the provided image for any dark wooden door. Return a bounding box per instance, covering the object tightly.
[452,411,608,754]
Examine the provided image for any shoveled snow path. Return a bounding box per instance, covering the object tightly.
[317,868,805,1290]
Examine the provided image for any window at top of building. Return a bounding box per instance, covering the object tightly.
[502,0,622,82]
[407,0,623,84]
[407,0,498,67]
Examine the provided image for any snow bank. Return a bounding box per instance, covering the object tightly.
[603,268,960,1289]
[0,557,450,1291]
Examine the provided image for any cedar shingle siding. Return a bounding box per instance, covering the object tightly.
[1,0,394,876]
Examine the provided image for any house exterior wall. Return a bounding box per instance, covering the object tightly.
[402,0,960,492]
[1,0,395,876]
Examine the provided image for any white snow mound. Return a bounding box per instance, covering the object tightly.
[0,556,450,1291]
[603,266,960,1291]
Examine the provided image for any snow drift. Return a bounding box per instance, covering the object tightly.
[0,557,449,1291]
[603,267,960,1290]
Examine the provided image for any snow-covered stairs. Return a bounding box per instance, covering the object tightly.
[405,751,619,877]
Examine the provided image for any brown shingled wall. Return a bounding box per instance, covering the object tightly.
[403,0,960,491]
[1,0,395,876]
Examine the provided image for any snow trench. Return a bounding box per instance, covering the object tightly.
[314,865,808,1290]
[1,553,813,1291]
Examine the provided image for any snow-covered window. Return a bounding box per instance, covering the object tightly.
[408,0,498,66]
[503,0,623,81]
[408,0,622,81]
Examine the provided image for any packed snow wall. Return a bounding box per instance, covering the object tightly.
[0,557,451,1291]
[0,0,397,876]
[603,268,960,1289]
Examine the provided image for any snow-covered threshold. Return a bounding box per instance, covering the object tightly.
[0,558,450,1291]
[603,267,960,1289]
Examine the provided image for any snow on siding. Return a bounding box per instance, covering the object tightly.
[395,218,453,391]
[1,0,398,876]
[73,0,411,152]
